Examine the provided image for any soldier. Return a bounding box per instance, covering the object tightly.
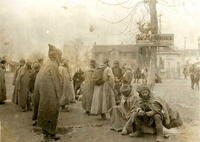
[91,58,116,120]
[33,44,62,141]
[0,59,7,104]
[112,60,123,105]
[189,64,196,89]
[73,68,85,99]
[81,60,96,114]
[16,61,33,111]
[134,67,141,83]
[59,59,75,112]
[12,59,25,104]
[183,66,188,79]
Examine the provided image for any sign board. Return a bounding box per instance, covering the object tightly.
[136,34,174,47]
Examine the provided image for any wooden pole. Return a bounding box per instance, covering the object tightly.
[147,0,158,90]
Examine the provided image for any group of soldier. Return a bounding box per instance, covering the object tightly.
[0,44,183,142]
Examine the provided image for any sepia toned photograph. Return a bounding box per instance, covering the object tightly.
[0,0,199,142]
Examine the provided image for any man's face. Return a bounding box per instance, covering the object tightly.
[1,63,6,69]
[113,63,119,68]
[140,90,150,100]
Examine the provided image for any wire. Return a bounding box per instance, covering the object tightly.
[102,8,135,24]
[102,1,143,24]
[98,0,130,6]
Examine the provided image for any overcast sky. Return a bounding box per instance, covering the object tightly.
[0,0,200,58]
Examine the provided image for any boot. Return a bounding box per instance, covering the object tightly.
[100,114,107,120]
[156,135,164,142]
[121,128,128,135]
[50,135,61,141]
[129,131,143,137]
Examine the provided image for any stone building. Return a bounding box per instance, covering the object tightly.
[92,43,139,67]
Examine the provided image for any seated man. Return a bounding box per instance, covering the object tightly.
[110,84,138,132]
[122,85,183,142]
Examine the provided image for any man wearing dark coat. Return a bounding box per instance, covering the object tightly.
[73,68,85,99]
[16,61,33,111]
[33,44,62,141]
[0,59,7,104]
[12,59,25,104]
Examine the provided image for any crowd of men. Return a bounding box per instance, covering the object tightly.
[0,44,183,142]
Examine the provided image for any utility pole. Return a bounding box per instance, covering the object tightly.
[147,0,159,90]
[158,14,162,34]
[184,37,187,50]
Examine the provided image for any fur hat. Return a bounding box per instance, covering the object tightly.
[120,84,132,97]
[136,84,151,93]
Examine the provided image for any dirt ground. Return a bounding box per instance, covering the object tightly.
[0,73,199,142]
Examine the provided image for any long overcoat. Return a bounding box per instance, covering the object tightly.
[33,60,62,135]
[0,67,6,102]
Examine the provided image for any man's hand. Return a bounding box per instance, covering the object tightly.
[138,110,145,116]
[146,111,155,117]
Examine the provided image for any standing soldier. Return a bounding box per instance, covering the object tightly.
[91,58,116,120]
[12,59,25,104]
[16,61,33,111]
[32,44,62,141]
[59,59,75,112]
[189,64,196,89]
[134,67,141,84]
[112,60,123,105]
[29,63,41,110]
[0,59,7,104]
[73,68,85,99]
[81,60,96,114]
[183,66,188,79]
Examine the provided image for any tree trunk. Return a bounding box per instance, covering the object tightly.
[147,0,158,90]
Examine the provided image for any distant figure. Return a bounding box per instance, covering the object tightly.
[81,60,96,114]
[59,59,75,112]
[134,67,141,83]
[12,59,25,104]
[73,68,85,99]
[33,44,62,141]
[29,63,40,110]
[0,59,7,104]
[38,58,44,67]
[16,61,33,111]
[192,68,200,90]
[141,68,148,84]
[183,66,188,79]
[189,64,196,89]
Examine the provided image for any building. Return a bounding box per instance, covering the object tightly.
[92,43,139,67]
[92,34,182,79]
[157,47,182,79]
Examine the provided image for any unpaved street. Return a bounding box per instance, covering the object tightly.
[0,73,199,142]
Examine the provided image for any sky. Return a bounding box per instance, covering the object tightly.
[0,0,200,59]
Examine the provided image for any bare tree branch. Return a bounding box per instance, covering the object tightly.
[158,0,184,7]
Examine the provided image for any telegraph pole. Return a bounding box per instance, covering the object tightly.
[147,0,159,90]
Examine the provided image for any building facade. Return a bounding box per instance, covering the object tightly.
[92,43,139,67]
